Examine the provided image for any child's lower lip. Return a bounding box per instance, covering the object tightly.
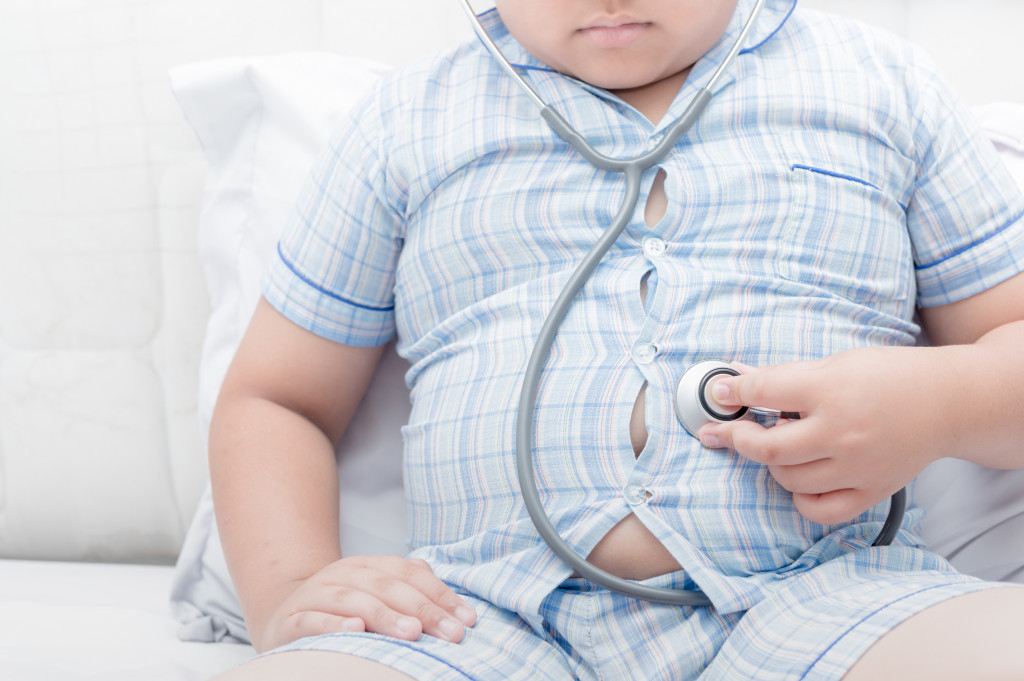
[578,23,649,48]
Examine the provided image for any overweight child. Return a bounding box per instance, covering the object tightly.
[210,1,1024,679]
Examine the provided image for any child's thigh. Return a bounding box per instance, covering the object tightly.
[701,546,1015,681]
[844,586,1024,681]
[220,595,576,681]
[214,650,416,681]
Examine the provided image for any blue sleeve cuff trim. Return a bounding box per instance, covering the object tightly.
[276,243,395,313]
[915,209,1024,271]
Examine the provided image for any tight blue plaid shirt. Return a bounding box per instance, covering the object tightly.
[264,0,1024,620]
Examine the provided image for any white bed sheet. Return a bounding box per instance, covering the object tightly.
[0,560,252,680]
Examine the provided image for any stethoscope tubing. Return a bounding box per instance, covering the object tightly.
[460,0,905,606]
[516,97,718,606]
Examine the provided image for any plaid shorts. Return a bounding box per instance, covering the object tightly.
[269,546,1013,680]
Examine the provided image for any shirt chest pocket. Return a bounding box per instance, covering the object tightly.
[776,135,917,307]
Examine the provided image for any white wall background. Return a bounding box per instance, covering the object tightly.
[0,0,1022,563]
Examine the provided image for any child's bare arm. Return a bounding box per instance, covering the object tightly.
[698,272,1024,525]
[210,298,476,652]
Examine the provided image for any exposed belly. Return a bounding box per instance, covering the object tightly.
[585,513,683,579]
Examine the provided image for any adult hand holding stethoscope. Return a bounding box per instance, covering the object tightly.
[696,346,943,526]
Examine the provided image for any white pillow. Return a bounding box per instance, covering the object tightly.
[168,53,409,644]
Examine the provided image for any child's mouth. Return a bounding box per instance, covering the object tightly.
[578,22,650,48]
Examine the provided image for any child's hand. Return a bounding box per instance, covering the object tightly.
[256,555,477,652]
[696,347,951,526]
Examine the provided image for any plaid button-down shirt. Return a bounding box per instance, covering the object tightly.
[264,0,1024,618]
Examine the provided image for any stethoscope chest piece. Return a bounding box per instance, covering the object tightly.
[673,359,907,547]
[675,361,749,437]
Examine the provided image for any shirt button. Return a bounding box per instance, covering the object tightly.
[623,484,649,506]
[648,133,665,147]
[643,237,667,259]
[633,343,658,364]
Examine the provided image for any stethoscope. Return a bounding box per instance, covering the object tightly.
[459,0,906,606]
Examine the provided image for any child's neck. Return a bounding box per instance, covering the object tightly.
[610,67,692,125]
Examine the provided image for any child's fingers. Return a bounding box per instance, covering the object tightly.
[792,488,878,526]
[728,360,759,373]
[766,457,865,497]
[280,610,366,643]
[713,363,813,415]
[699,418,820,467]
[401,558,478,626]
[311,583,430,641]
[362,556,477,627]
[316,558,472,642]
[699,418,890,525]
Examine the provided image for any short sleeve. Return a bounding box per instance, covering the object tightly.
[903,48,1024,307]
[263,90,403,347]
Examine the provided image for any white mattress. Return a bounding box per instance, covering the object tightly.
[0,560,253,680]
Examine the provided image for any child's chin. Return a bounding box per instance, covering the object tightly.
[567,63,683,93]
[569,70,658,91]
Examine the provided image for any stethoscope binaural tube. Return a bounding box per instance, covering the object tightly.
[459,0,904,606]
